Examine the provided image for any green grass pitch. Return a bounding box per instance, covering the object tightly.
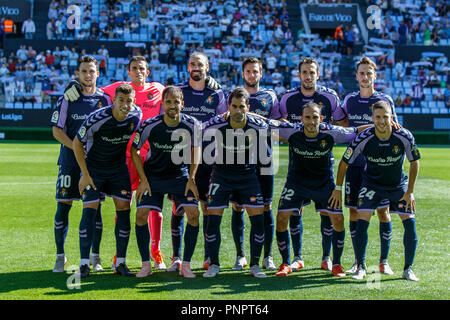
[0,142,449,300]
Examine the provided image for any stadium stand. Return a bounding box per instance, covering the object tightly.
[0,0,448,118]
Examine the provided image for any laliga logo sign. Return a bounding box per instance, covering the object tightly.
[67,5,81,30]
[367,5,382,30]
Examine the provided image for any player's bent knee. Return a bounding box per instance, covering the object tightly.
[349,208,359,221]
[83,201,99,210]
[377,208,391,222]
[329,213,344,231]
[136,208,149,226]
[276,211,291,231]
[246,207,264,216]
[185,208,200,226]
[232,203,244,212]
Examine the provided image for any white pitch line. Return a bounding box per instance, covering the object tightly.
[0,182,54,186]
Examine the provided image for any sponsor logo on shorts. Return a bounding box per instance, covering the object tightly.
[250,196,257,202]
[121,190,128,196]
[187,196,194,201]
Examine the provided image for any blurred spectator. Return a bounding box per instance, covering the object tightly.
[412,81,424,107]
[402,93,413,108]
[433,88,445,101]
[394,91,404,107]
[22,17,36,40]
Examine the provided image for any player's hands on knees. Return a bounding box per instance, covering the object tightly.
[185,177,199,201]
[400,191,415,212]
[63,79,82,102]
[79,174,96,196]
[136,179,151,204]
[328,189,342,210]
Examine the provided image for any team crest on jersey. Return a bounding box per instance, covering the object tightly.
[318,102,323,109]
[129,123,135,132]
[343,147,353,160]
[61,188,67,197]
[205,96,213,105]
[78,126,87,138]
[261,98,268,108]
[392,145,399,154]
[147,92,154,100]
[97,102,102,108]
[51,111,59,123]
[320,140,327,149]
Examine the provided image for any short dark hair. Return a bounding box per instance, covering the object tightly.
[302,101,321,115]
[372,100,392,113]
[127,56,148,70]
[228,87,250,105]
[115,83,135,96]
[298,57,319,72]
[242,57,262,72]
[357,56,377,71]
[77,55,98,71]
[162,85,183,101]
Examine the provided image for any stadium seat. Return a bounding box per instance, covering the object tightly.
[439,108,448,114]
[423,88,431,95]
[24,102,33,109]
[429,101,437,108]
[42,103,52,109]
[403,107,413,113]
[421,108,430,114]
[430,108,439,114]
[394,81,402,89]
[412,108,421,114]
[14,102,23,109]
[34,103,42,109]
[396,107,403,113]
[5,102,14,109]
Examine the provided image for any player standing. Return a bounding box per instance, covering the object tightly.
[202,88,271,279]
[132,86,202,278]
[51,55,112,273]
[340,57,399,275]
[64,56,167,270]
[166,52,227,272]
[270,102,370,277]
[329,100,420,281]
[278,57,346,271]
[73,84,142,278]
[230,57,281,272]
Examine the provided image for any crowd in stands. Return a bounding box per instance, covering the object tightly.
[0,0,449,112]
[368,0,450,46]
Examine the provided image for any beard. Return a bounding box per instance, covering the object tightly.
[190,71,204,81]
[301,82,314,91]
[244,79,258,88]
